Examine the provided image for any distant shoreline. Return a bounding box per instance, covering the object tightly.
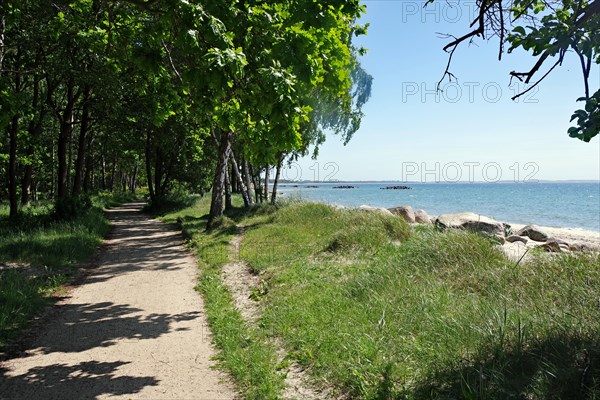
[277,180,600,184]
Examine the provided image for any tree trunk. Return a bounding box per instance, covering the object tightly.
[229,150,251,207]
[224,165,233,211]
[57,81,76,202]
[154,147,163,198]
[230,164,238,193]
[243,159,255,206]
[208,130,232,228]
[271,155,283,205]
[145,131,155,202]
[8,115,19,220]
[0,15,5,73]
[83,134,94,192]
[109,159,117,191]
[251,164,261,203]
[50,143,56,199]
[22,73,43,205]
[72,86,91,196]
[101,154,106,190]
[8,62,21,219]
[263,164,270,203]
[21,160,33,206]
[130,164,138,194]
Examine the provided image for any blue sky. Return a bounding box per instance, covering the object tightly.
[289,0,600,182]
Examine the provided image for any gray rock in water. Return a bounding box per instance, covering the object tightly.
[516,225,548,242]
[435,212,505,236]
[388,206,416,223]
[506,235,528,244]
[414,209,431,224]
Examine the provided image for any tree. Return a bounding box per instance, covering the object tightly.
[430,0,600,141]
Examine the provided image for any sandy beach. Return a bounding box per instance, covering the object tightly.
[501,222,600,262]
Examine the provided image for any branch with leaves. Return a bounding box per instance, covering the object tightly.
[429,0,600,141]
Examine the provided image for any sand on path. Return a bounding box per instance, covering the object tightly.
[0,202,236,400]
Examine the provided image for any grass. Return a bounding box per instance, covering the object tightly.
[161,195,600,399]
[0,191,137,348]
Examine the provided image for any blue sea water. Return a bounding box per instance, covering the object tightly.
[277,182,600,231]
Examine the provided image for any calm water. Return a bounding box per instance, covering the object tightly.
[277,182,600,231]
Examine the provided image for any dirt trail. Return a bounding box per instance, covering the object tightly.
[221,228,332,400]
[0,202,236,400]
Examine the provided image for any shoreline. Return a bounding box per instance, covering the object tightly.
[338,202,600,251]
[276,190,600,233]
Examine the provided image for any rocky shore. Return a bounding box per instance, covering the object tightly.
[357,204,600,261]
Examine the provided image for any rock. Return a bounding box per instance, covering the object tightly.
[333,185,355,189]
[491,235,506,245]
[359,205,394,216]
[414,209,431,224]
[381,185,412,190]
[506,235,528,244]
[569,243,592,252]
[516,225,548,242]
[501,241,533,263]
[503,223,513,237]
[540,238,570,252]
[388,206,416,223]
[435,212,504,236]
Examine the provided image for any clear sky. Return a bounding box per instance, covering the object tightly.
[288,0,600,182]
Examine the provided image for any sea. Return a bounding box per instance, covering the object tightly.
[277,182,600,231]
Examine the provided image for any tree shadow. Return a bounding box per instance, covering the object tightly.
[404,335,600,399]
[0,360,159,399]
[25,302,200,354]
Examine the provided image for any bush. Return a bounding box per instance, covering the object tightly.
[54,195,92,220]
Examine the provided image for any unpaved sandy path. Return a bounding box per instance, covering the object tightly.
[0,202,236,399]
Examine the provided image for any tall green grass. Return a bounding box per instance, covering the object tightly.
[162,196,600,399]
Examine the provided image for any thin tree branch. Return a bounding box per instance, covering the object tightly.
[511,54,563,101]
[162,40,183,83]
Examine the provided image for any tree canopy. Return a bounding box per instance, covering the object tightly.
[0,0,371,222]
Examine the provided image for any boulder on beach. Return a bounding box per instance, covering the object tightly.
[414,209,431,224]
[516,225,548,242]
[540,238,570,252]
[435,212,505,236]
[506,235,528,244]
[359,205,394,216]
[388,206,415,223]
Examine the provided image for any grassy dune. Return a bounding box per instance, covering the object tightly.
[167,195,600,398]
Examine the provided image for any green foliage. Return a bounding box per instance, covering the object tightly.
[569,90,600,142]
